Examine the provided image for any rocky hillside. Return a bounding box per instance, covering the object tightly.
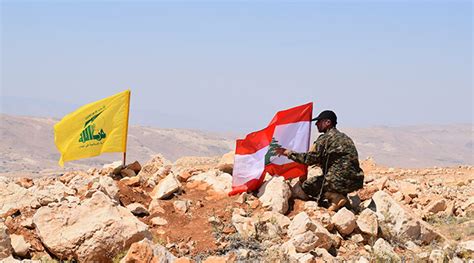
[0,114,235,176]
[0,154,473,262]
[0,114,472,177]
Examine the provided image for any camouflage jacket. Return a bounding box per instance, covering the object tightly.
[287,127,364,194]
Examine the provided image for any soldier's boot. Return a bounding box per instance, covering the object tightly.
[325,192,348,212]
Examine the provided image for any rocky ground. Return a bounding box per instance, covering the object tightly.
[0,153,473,262]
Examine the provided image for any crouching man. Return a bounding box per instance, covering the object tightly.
[276,110,364,212]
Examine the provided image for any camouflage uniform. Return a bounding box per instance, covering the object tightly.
[287,127,364,198]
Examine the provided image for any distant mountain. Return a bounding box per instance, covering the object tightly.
[0,114,472,176]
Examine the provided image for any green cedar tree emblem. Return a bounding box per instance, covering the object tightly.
[264,137,282,165]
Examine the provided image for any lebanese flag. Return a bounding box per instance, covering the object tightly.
[229,102,313,196]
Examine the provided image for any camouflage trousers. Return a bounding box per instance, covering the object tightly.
[301,174,363,200]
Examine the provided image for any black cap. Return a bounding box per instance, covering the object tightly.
[312,110,337,124]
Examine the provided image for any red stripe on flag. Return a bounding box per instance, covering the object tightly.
[267,102,313,127]
[228,171,266,196]
[235,128,273,155]
[234,102,313,155]
[264,162,308,180]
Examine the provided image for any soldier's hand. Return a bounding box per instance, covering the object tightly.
[275,147,287,157]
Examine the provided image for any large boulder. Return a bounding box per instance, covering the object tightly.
[0,221,12,259]
[150,173,181,200]
[371,191,445,244]
[33,191,151,262]
[288,212,332,250]
[331,207,356,236]
[188,170,232,193]
[0,180,37,216]
[216,151,234,174]
[356,209,378,237]
[257,176,292,214]
[1,179,75,216]
[30,181,76,206]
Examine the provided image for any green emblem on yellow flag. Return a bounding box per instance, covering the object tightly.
[54,90,131,167]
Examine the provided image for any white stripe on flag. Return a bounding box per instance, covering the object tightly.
[232,145,269,186]
[269,121,310,165]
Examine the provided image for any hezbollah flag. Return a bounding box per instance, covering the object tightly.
[54,90,131,166]
[229,102,313,196]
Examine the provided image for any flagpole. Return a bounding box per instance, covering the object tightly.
[123,90,131,167]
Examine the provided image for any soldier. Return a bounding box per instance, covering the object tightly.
[276,110,364,212]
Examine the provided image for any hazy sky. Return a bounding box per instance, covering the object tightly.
[1,1,472,132]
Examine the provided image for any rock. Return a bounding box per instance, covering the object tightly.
[231,211,256,239]
[258,211,291,230]
[356,256,370,263]
[120,238,153,263]
[126,203,149,216]
[291,231,318,253]
[64,173,96,196]
[457,240,474,257]
[10,234,30,257]
[173,200,189,214]
[202,255,229,263]
[31,181,75,206]
[148,199,165,214]
[150,174,181,200]
[331,207,356,235]
[356,209,378,237]
[288,212,332,250]
[138,155,171,181]
[429,249,446,263]
[307,209,334,231]
[372,238,401,262]
[126,161,142,174]
[177,171,193,183]
[98,176,120,202]
[405,241,421,253]
[235,192,248,204]
[426,199,447,214]
[120,176,141,187]
[15,178,34,189]
[351,234,365,243]
[120,168,136,178]
[175,257,193,263]
[216,151,234,174]
[188,170,232,193]
[257,176,292,214]
[20,218,34,229]
[0,180,73,216]
[461,196,474,211]
[150,217,168,226]
[0,222,12,259]
[288,212,315,237]
[372,190,445,244]
[120,239,176,263]
[313,248,335,261]
[398,181,418,198]
[33,191,151,262]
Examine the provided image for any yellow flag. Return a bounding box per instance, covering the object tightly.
[54,90,131,166]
